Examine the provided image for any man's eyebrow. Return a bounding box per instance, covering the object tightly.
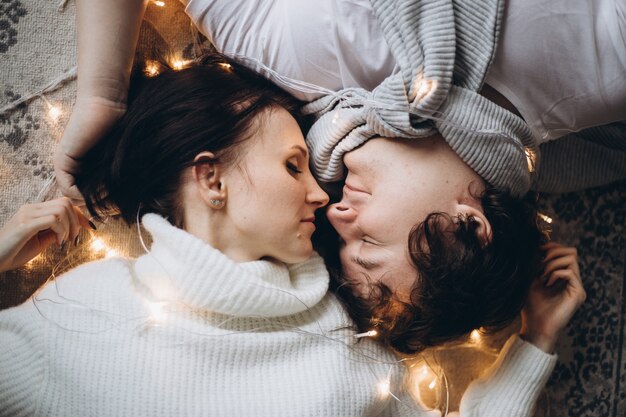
[351,256,380,270]
[291,145,308,158]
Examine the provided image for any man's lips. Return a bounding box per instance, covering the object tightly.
[344,182,370,194]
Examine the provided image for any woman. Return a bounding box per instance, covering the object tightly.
[0,55,582,416]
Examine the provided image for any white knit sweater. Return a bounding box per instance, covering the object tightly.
[0,214,556,417]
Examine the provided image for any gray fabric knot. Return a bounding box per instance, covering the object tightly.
[303,0,538,198]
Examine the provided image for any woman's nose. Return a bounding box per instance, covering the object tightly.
[306,178,330,208]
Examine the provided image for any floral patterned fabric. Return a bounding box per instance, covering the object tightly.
[0,1,624,416]
[0,0,27,53]
[537,181,626,417]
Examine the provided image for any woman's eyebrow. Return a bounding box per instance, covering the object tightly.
[351,256,380,270]
[291,145,308,158]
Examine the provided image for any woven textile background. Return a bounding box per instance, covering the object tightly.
[1,1,624,415]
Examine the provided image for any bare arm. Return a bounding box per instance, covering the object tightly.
[54,0,148,201]
[75,0,147,100]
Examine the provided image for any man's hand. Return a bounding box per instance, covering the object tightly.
[521,243,586,353]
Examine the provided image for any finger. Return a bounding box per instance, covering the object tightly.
[543,246,577,263]
[41,203,77,245]
[567,268,586,296]
[572,280,587,305]
[37,229,59,251]
[33,198,79,239]
[554,268,586,306]
[27,201,65,243]
[570,260,583,287]
[571,257,581,277]
[58,198,81,245]
[73,205,93,231]
[546,268,575,287]
[53,156,84,203]
[26,214,68,246]
[54,166,76,197]
[542,255,577,278]
[29,197,71,212]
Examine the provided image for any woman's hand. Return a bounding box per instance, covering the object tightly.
[0,198,94,273]
[54,96,126,203]
[520,243,586,353]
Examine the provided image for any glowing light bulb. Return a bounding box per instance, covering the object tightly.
[409,362,443,408]
[416,80,430,97]
[154,0,165,6]
[144,61,160,77]
[470,329,481,343]
[24,254,42,269]
[41,96,63,123]
[355,329,378,339]
[105,249,118,258]
[412,77,437,102]
[525,147,536,173]
[48,105,62,121]
[377,379,390,397]
[146,301,168,324]
[90,238,106,252]
[171,59,189,71]
[538,213,553,224]
[218,62,233,72]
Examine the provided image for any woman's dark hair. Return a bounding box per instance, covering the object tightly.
[328,185,548,354]
[76,53,303,226]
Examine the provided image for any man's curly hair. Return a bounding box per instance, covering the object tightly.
[326,185,548,354]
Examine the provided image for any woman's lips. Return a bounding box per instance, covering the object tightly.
[301,218,316,231]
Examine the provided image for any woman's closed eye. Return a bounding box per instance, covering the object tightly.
[286,160,302,174]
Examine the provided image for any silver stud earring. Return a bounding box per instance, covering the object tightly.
[210,199,224,208]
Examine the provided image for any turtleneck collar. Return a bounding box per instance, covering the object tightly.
[132,214,329,317]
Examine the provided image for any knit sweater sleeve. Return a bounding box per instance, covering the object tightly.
[534,122,626,193]
[387,335,555,417]
[0,303,46,416]
[456,335,557,417]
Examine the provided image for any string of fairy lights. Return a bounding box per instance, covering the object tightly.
[2,0,556,414]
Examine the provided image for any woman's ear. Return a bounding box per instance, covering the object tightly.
[456,203,493,247]
[192,152,227,209]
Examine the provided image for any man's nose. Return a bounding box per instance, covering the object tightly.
[327,201,358,224]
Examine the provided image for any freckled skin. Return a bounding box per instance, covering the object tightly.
[184,108,329,264]
[327,135,488,299]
